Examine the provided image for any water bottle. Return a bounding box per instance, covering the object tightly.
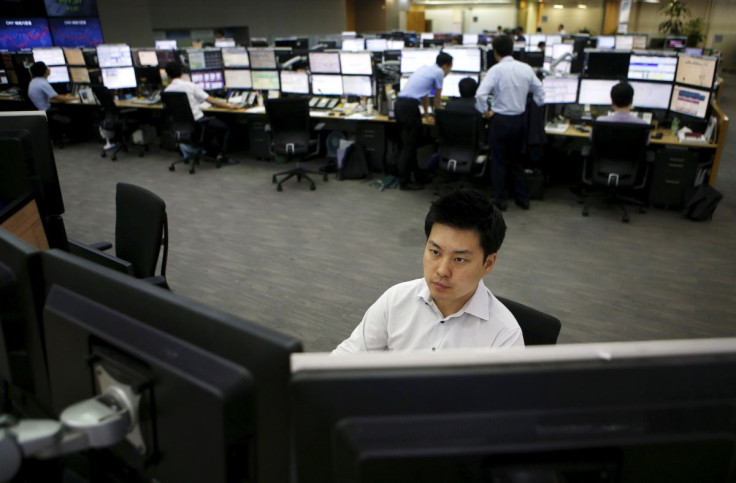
[670,117,680,135]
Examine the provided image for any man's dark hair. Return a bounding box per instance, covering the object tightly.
[538,41,546,49]
[424,188,506,258]
[559,24,565,30]
[30,62,47,78]
[458,77,478,98]
[610,82,634,108]
[497,25,503,30]
[164,61,183,79]
[436,52,453,67]
[492,35,514,57]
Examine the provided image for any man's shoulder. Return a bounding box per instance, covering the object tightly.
[385,278,425,296]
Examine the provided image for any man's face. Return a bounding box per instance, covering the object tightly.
[441,63,452,77]
[423,223,496,317]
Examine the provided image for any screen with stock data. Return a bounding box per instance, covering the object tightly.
[48,18,103,48]
[615,35,634,51]
[135,50,159,67]
[628,54,678,82]
[0,18,53,51]
[191,70,224,90]
[441,47,481,73]
[341,38,365,51]
[670,84,710,119]
[542,77,579,104]
[630,81,673,110]
[311,74,343,96]
[366,38,387,52]
[279,71,310,94]
[222,48,249,67]
[338,52,372,75]
[47,65,69,83]
[224,69,252,89]
[248,49,277,69]
[578,79,618,105]
[69,66,90,83]
[155,39,177,50]
[441,73,479,98]
[462,34,478,46]
[251,70,280,90]
[101,66,136,89]
[96,44,132,68]
[33,47,65,65]
[596,36,615,49]
[308,52,341,74]
[342,75,372,97]
[400,49,439,74]
[387,39,405,50]
[675,55,717,89]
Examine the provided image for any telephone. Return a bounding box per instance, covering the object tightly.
[227,90,257,107]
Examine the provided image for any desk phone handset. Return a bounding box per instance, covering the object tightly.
[227,91,257,107]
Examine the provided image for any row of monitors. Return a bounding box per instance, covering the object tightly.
[543,76,712,119]
[0,17,103,51]
[583,51,718,89]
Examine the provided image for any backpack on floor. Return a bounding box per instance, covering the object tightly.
[337,142,370,180]
[683,185,723,221]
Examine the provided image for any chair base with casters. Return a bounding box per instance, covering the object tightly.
[272,145,328,192]
[168,142,223,175]
[580,183,648,223]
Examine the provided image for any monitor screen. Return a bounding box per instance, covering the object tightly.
[441,47,481,73]
[366,38,387,52]
[342,38,365,51]
[578,78,618,105]
[596,35,615,49]
[400,49,440,74]
[551,43,574,59]
[462,34,478,46]
[101,66,136,89]
[441,73,479,98]
[279,70,310,94]
[523,51,544,68]
[585,51,631,79]
[628,54,678,82]
[186,49,206,70]
[0,18,52,52]
[250,70,280,90]
[44,0,98,17]
[69,66,89,83]
[96,44,132,68]
[222,47,249,67]
[156,49,176,68]
[670,84,711,119]
[666,36,687,49]
[308,52,341,74]
[338,52,372,75]
[155,39,177,50]
[248,48,277,69]
[215,38,236,48]
[63,47,85,65]
[546,34,563,46]
[47,65,69,83]
[632,34,648,49]
[615,35,634,51]
[224,69,252,89]
[203,49,224,69]
[528,34,546,51]
[684,47,704,56]
[0,69,8,85]
[543,76,579,104]
[33,47,65,66]
[311,74,343,96]
[629,81,673,110]
[135,50,159,67]
[190,69,224,91]
[675,55,717,89]
[342,75,372,97]
[48,17,103,48]
[387,39,405,50]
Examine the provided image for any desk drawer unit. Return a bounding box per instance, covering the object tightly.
[650,147,698,207]
[356,122,386,172]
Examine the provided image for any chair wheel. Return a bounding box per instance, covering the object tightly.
[189,168,195,174]
[310,184,316,191]
[323,174,328,181]
[277,184,283,192]
[622,215,630,223]
[272,176,277,184]
[139,152,144,158]
[582,208,589,217]
[169,165,175,172]
[101,152,106,158]
[639,206,647,213]
[111,156,117,161]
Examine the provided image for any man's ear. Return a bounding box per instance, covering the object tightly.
[483,253,497,274]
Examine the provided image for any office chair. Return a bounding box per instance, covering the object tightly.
[497,296,561,345]
[265,98,326,191]
[91,85,146,161]
[88,183,169,289]
[579,121,652,223]
[161,91,220,174]
[434,108,488,178]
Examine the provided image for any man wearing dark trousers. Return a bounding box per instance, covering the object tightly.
[395,52,453,191]
[475,35,544,210]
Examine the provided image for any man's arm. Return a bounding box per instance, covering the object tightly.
[332,295,389,354]
[50,94,77,104]
[530,70,545,107]
[206,95,238,110]
[421,95,430,119]
[433,88,443,111]
[475,69,495,115]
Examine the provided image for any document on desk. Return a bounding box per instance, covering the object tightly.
[247,106,266,114]
[309,110,333,118]
[545,121,570,134]
[346,113,378,120]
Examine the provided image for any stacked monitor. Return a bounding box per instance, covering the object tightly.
[669,54,717,119]
[32,47,69,84]
[440,47,481,98]
[186,48,224,91]
[249,48,279,91]
[97,44,136,90]
[64,47,90,84]
[222,47,251,90]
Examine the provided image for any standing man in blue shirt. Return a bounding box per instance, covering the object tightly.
[476,35,544,210]
[395,52,453,191]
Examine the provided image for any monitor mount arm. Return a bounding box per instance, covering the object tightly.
[550,52,574,73]
[281,56,306,70]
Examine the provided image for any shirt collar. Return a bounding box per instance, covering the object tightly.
[500,56,515,64]
[418,279,491,321]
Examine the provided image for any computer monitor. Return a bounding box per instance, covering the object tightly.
[101,66,137,89]
[400,49,440,74]
[578,78,618,105]
[462,34,479,46]
[48,18,104,48]
[387,39,405,50]
[670,84,711,119]
[96,44,132,68]
[186,49,206,70]
[342,38,365,51]
[366,38,388,52]
[551,42,574,59]
[154,39,177,50]
[190,69,224,91]
[250,70,280,91]
[222,47,249,68]
[422,39,444,48]
[338,51,372,76]
[632,34,648,50]
[441,73,479,98]
[203,49,224,69]
[523,51,544,68]
[342,75,373,97]
[68,67,90,83]
[0,18,53,52]
[214,38,236,48]
[615,35,634,51]
[665,35,687,49]
[684,47,704,56]
[32,47,66,66]
[308,52,341,74]
[224,69,252,89]
[133,49,159,67]
[546,35,563,46]
[675,55,717,89]
[155,49,176,68]
[40,249,302,482]
[441,47,481,73]
[47,65,69,84]
[543,76,579,104]
[63,47,85,65]
[630,80,673,110]
[311,74,343,96]
[291,339,736,483]
[528,34,546,51]
[248,48,278,69]
[596,35,615,49]
[279,70,310,94]
[584,51,631,79]
[275,37,309,51]
[627,54,678,82]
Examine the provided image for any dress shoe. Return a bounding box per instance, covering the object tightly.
[400,183,425,191]
[493,200,508,211]
[515,199,530,210]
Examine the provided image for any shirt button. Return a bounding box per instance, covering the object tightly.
[440,320,445,324]
[432,347,436,351]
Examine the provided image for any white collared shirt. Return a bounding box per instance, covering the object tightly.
[475,56,544,115]
[333,278,524,353]
[164,77,209,121]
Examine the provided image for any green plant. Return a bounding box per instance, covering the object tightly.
[684,17,706,47]
[658,0,691,35]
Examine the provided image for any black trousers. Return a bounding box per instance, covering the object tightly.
[489,113,528,203]
[394,97,422,186]
[198,116,230,154]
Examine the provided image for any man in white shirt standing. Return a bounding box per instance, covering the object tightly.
[333,188,524,353]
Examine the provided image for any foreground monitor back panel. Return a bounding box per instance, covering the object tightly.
[40,250,303,482]
[291,341,736,482]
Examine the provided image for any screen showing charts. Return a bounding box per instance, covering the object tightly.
[47,65,69,83]
[441,48,481,73]
[222,48,249,67]
[628,54,678,82]
[33,47,65,65]
[224,69,251,89]
[342,38,365,51]
[215,38,236,48]
[186,50,206,70]
[136,50,159,67]
[250,70,280,90]
[248,49,277,69]
[675,55,717,89]
[578,79,618,105]
[339,52,372,75]
[366,38,388,52]
[308,52,341,74]
[442,73,479,98]
[280,71,310,94]
[96,44,132,68]
[629,81,673,110]
[48,18,103,48]
[311,74,343,96]
[155,39,177,50]
[0,18,52,51]
[596,36,615,49]
[191,70,224,91]
[543,77,579,104]
[400,49,440,74]
[670,84,710,119]
[101,66,137,89]
[342,75,372,97]
[615,35,634,51]
[462,34,478,46]
[69,66,90,83]
[63,47,85,65]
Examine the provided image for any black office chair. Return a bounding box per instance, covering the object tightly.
[89,183,169,289]
[497,296,561,346]
[579,121,652,223]
[91,85,146,161]
[434,108,488,178]
[265,98,326,191]
[161,91,220,174]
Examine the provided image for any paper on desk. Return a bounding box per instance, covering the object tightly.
[247,106,266,114]
[346,113,378,120]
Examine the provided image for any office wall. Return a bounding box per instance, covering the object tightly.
[425,7,516,33]
[355,0,387,33]
[97,0,155,47]
[539,2,605,36]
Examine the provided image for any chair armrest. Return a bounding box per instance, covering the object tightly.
[581,144,592,157]
[89,241,113,251]
[264,124,271,132]
[314,122,326,131]
[142,275,170,290]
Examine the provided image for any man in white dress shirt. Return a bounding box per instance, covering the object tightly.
[333,189,524,353]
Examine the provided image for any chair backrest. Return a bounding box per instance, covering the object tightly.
[90,85,117,114]
[114,182,168,281]
[590,121,651,186]
[435,108,484,174]
[497,296,561,345]
[265,98,311,154]
[161,91,196,125]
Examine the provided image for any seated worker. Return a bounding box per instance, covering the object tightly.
[597,82,648,125]
[333,188,524,353]
[163,61,239,163]
[28,61,76,111]
[445,77,479,114]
